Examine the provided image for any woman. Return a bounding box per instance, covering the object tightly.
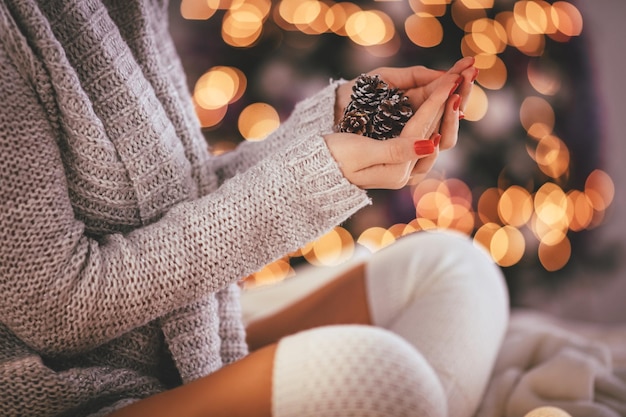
[0,0,509,416]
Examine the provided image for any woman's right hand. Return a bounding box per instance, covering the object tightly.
[324,71,466,190]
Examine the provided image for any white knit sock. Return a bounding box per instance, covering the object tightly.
[364,230,509,417]
[272,325,447,417]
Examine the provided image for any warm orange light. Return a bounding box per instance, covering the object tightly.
[416,191,448,220]
[327,2,361,36]
[405,13,444,48]
[566,190,593,232]
[193,99,228,128]
[464,84,488,121]
[498,185,533,227]
[460,0,494,9]
[524,406,573,417]
[491,225,526,267]
[475,56,507,90]
[535,134,570,179]
[357,227,396,252]
[551,2,583,39]
[222,4,264,47]
[181,0,217,20]
[520,96,555,134]
[499,10,545,56]
[347,10,394,45]
[408,0,447,17]
[251,258,294,286]
[194,67,244,109]
[304,227,355,266]
[297,1,331,34]
[474,222,500,252]
[532,183,570,245]
[477,187,502,225]
[468,18,507,54]
[238,103,280,141]
[451,1,487,31]
[514,1,549,35]
[527,61,562,96]
[538,235,571,271]
[585,169,615,211]
[207,0,246,9]
[209,141,237,156]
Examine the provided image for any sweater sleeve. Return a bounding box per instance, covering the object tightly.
[0,41,370,357]
[205,79,346,186]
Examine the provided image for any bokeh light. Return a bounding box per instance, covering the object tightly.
[528,60,562,96]
[491,225,526,267]
[180,0,217,20]
[302,227,355,266]
[464,84,488,121]
[357,227,396,252]
[194,66,247,109]
[238,103,280,141]
[524,406,573,417]
[180,0,602,276]
[405,13,444,48]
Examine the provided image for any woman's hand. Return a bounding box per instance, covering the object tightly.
[334,56,477,128]
[332,57,478,188]
[325,72,467,189]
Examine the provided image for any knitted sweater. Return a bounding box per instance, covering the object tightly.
[0,0,370,415]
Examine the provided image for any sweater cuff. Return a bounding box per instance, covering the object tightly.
[281,130,370,232]
[288,79,345,137]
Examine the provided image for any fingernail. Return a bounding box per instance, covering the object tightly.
[471,68,479,83]
[459,110,466,120]
[414,140,435,155]
[449,76,463,97]
[449,82,460,97]
[432,134,442,147]
[453,95,461,111]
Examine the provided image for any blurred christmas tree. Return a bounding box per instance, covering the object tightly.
[168,0,616,302]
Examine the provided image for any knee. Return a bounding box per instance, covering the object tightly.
[273,325,447,417]
[422,230,509,315]
[389,230,508,313]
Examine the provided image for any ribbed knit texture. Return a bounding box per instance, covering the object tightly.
[0,0,370,415]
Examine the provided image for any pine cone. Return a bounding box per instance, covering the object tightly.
[371,95,413,140]
[338,110,371,136]
[336,73,414,140]
[350,74,390,114]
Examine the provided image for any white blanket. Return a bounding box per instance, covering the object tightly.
[476,310,626,417]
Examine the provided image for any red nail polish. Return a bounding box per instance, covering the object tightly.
[433,134,442,147]
[449,76,463,97]
[471,68,479,83]
[459,111,466,120]
[414,140,435,155]
[453,95,461,111]
[449,82,459,97]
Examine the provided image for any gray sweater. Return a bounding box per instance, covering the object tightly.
[0,0,370,415]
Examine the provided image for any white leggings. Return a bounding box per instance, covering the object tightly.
[242,230,509,417]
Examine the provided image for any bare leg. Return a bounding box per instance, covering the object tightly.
[110,231,506,417]
[245,262,372,351]
[109,264,373,417]
[108,343,277,417]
